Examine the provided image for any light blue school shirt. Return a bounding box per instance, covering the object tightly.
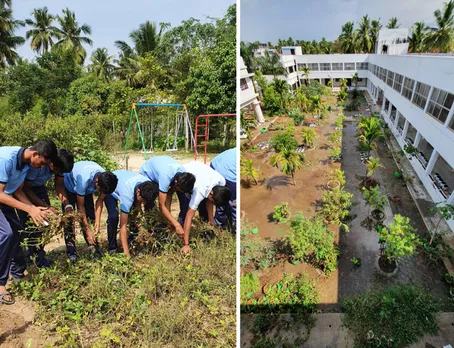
[64,161,104,196]
[139,156,184,193]
[210,148,237,182]
[111,170,150,213]
[26,166,53,187]
[0,146,29,195]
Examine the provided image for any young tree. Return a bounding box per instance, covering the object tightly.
[320,187,353,231]
[301,128,318,148]
[352,72,359,88]
[358,116,382,157]
[365,156,383,184]
[240,158,260,185]
[301,66,311,86]
[270,149,304,185]
[339,78,348,90]
[429,202,454,244]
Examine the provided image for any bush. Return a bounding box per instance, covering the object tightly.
[271,132,298,152]
[328,169,346,187]
[362,186,387,212]
[343,285,440,347]
[287,214,338,275]
[241,220,278,269]
[320,187,353,231]
[262,85,281,115]
[345,100,360,111]
[330,147,342,161]
[72,134,117,172]
[273,202,291,223]
[241,273,260,302]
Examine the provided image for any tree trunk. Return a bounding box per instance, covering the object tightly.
[429,216,443,245]
[184,114,189,152]
[292,172,296,185]
[222,121,228,147]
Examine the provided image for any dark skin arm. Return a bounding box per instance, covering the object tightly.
[205,199,215,226]
[94,192,105,236]
[76,194,95,245]
[55,176,73,214]
[23,181,58,213]
[159,191,184,236]
[181,208,196,254]
[119,211,130,257]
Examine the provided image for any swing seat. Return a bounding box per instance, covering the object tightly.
[165,148,178,152]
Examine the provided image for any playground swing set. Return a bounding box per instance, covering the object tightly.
[124,102,235,163]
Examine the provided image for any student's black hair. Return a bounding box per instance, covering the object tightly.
[97,172,118,194]
[138,181,159,202]
[53,149,74,173]
[174,172,196,193]
[212,185,232,206]
[30,140,58,161]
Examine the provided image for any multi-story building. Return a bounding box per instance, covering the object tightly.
[240,57,264,123]
[259,31,454,231]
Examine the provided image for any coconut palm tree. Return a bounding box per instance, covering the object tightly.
[358,116,382,157]
[425,0,454,53]
[301,128,318,148]
[25,7,56,54]
[408,21,429,53]
[310,95,325,116]
[337,89,348,103]
[339,78,348,90]
[0,3,25,68]
[270,149,304,185]
[387,17,400,29]
[272,78,290,111]
[338,21,357,53]
[255,51,287,77]
[371,19,382,52]
[53,8,92,64]
[295,88,309,112]
[88,48,115,81]
[327,79,333,90]
[301,66,311,86]
[301,41,313,54]
[240,158,260,185]
[240,41,260,71]
[356,15,374,53]
[366,157,384,184]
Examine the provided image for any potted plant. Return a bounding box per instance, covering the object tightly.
[327,169,346,190]
[362,186,388,222]
[377,215,420,276]
[272,202,291,223]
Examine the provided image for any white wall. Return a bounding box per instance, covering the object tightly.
[376,28,410,55]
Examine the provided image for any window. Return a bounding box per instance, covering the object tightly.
[298,63,306,70]
[290,48,295,55]
[368,63,374,72]
[345,62,355,70]
[332,63,343,71]
[374,65,379,76]
[357,62,368,70]
[320,63,331,71]
[401,77,415,100]
[240,78,248,91]
[386,71,394,87]
[308,63,319,71]
[412,82,430,109]
[289,66,294,74]
[427,87,454,123]
[393,74,404,93]
[379,67,387,82]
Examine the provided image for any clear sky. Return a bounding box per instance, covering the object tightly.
[13,0,234,61]
[241,0,446,43]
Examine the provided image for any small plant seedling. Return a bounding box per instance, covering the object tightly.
[351,257,361,267]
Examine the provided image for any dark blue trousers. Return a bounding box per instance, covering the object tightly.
[209,163,236,232]
[18,185,49,268]
[0,205,26,284]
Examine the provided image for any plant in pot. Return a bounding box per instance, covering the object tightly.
[327,169,346,190]
[301,127,318,149]
[330,146,342,161]
[362,185,388,222]
[320,187,353,232]
[378,214,421,274]
[365,157,383,186]
[428,202,454,245]
[273,202,291,223]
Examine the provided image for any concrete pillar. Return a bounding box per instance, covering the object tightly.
[443,100,454,129]
[414,132,422,148]
[253,100,265,123]
[387,102,392,116]
[425,150,439,176]
[410,79,417,102]
[402,120,409,139]
[395,110,400,127]
[447,192,454,205]
[381,97,386,113]
[424,86,434,113]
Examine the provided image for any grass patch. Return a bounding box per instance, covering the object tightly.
[15,228,236,347]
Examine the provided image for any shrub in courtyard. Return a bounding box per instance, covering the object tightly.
[72,134,117,171]
[271,132,298,152]
[358,116,382,157]
[330,147,342,161]
[328,129,342,143]
[365,157,383,185]
[328,169,346,188]
[240,273,260,302]
[362,186,388,219]
[342,285,439,347]
[345,100,360,111]
[287,214,339,275]
[300,128,318,148]
[240,158,260,185]
[380,214,421,263]
[241,220,278,269]
[320,187,353,232]
[429,202,454,245]
[270,149,304,185]
[273,202,291,223]
[262,85,281,115]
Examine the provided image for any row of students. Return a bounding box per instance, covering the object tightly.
[0,142,237,304]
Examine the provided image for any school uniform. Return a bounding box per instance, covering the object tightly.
[0,147,29,285]
[139,156,186,224]
[20,166,57,267]
[210,148,237,231]
[105,170,152,245]
[63,161,115,259]
[180,161,226,222]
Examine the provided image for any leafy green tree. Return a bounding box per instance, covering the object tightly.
[240,158,260,185]
[380,215,421,262]
[339,78,348,90]
[301,127,318,148]
[352,72,359,88]
[240,41,260,71]
[358,116,382,157]
[408,22,429,53]
[0,2,25,68]
[271,132,298,152]
[295,88,309,112]
[338,21,357,53]
[88,48,115,81]
[54,8,93,64]
[362,185,388,213]
[387,17,400,29]
[65,75,110,115]
[355,15,374,53]
[337,89,347,103]
[320,187,353,231]
[255,51,287,77]
[425,0,454,53]
[365,156,383,183]
[428,202,454,244]
[262,85,281,115]
[25,7,56,54]
[301,66,311,86]
[309,95,325,116]
[270,149,304,185]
